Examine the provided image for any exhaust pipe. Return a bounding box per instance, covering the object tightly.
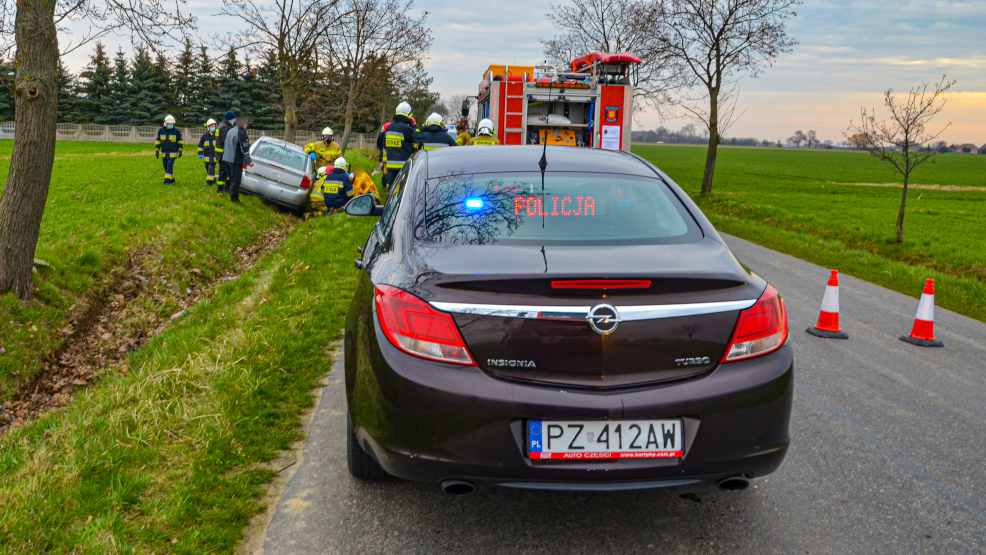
[441,480,476,496]
[717,475,750,492]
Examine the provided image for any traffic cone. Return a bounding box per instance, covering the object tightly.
[900,279,944,347]
[806,269,849,339]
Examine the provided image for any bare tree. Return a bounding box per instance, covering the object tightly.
[847,77,953,244]
[787,129,805,147]
[806,129,817,148]
[0,0,192,300]
[221,0,344,143]
[541,0,683,112]
[658,0,800,194]
[327,0,431,153]
[439,93,471,122]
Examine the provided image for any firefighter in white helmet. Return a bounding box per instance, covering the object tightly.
[375,101,418,189]
[197,118,219,187]
[413,113,457,151]
[155,114,184,184]
[467,118,500,146]
[304,127,342,168]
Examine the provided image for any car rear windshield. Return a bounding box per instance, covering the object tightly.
[253,141,308,171]
[424,172,702,245]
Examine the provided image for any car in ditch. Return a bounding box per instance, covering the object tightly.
[240,137,313,213]
[342,145,792,494]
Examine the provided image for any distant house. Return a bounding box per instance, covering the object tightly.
[948,143,980,153]
[980,144,986,154]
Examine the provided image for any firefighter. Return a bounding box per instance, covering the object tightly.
[376,121,391,185]
[215,111,236,193]
[375,101,417,189]
[466,118,500,145]
[155,115,183,184]
[455,122,471,146]
[305,166,331,220]
[197,118,219,187]
[222,116,252,203]
[304,127,341,168]
[413,113,457,151]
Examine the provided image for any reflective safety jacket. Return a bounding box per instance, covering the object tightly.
[456,130,471,146]
[312,168,354,209]
[214,120,234,157]
[156,126,184,156]
[375,115,417,171]
[198,131,217,161]
[467,133,500,146]
[413,125,457,151]
[351,171,380,200]
[304,139,342,168]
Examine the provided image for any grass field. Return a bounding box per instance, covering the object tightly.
[0,140,295,403]
[0,140,379,553]
[633,144,986,322]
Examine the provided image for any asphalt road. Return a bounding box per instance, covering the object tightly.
[257,234,986,554]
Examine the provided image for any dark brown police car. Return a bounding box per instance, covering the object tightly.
[343,146,792,495]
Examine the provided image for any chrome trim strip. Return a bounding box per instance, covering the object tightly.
[429,299,756,321]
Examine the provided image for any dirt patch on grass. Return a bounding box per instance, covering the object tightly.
[0,227,292,434]
[828,181,986,192]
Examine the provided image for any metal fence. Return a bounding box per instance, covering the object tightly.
[0,122,379,150]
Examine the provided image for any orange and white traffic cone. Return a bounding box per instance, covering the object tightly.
[900,279,944,347]
[806,269,849,339]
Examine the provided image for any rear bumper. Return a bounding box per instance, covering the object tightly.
[346,318,793,488]
[240,173,308,209]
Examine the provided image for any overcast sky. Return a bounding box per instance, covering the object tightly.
[63,0,986,144]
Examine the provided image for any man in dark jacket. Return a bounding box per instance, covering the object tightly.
[316,156,355,216]
[222,116,253,203]
[155,114,183,185]
[375,101,417,190]
[197,118,218,187]
[215,111,236,193]
[413,113,457,151]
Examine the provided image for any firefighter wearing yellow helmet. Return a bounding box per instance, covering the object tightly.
[466,118,500,145]
[413,113,457,151]
[197,118,219,187]
[155,114,184,184]
[305,127,342,168]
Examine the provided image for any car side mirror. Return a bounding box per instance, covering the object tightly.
[345,193,383,217]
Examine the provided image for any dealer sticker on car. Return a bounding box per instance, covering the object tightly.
[529,420,683,460]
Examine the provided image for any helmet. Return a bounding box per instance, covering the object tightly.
[316,166,328,177]
[322,127,334,139]
[477,118,494,136]
[334,157,349,171]
[164,115,176,125]
[205,118,217,127]
[395,101,412,117]
[425,113,444,128]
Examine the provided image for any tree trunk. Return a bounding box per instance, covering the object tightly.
[700,89,720,195]
[282,84,299,144]
[896,173,908,244]
[339,82,357,154]
[0,0,59,300]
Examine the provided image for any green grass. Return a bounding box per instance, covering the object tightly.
[0,214,376,553]
[0,140,294,402]
[633,144,986,322]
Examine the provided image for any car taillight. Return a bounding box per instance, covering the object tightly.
[374,284,475,366]
[300,175,311,189]
[721,284,788,363]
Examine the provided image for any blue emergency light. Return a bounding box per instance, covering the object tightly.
[465,198,484,210]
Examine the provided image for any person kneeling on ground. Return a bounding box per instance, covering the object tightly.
[306,166,331,220]
[306,158,354,219]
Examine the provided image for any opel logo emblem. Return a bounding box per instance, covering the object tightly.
[587,304,621,335]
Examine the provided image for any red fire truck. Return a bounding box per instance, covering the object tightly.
[468,52,640,151]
